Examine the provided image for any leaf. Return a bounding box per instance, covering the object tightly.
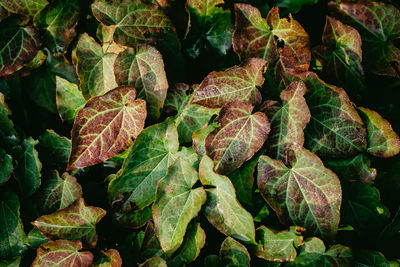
[138,221,164,262]
[255,226,304,262]
[113,205,153,230]
[191,58,267,108]
[34,0,80,54]
[113,45,168,120]
[165,83,219,143]
[358,107,400,158]
[91,1,174,47]
[0,92,18,142]
[73,33,119,100]
[342,182,390,234]
[192,122,219,157]
[233,4,310,71]
[199,155,256,244]
[55,76,86,123]
[0,148,12,186]
[11,137,42,197]
[325,154,376,184]
[32,198,106,247]
[92,249,122,267]
[169,221,206,266]
[0,19,41,77]
[275,0,318,13]
[26,228,49,249]
[31,240,93,267]
[38,129,71,170]
[0,0,48,17]
[152,158,206,257]
[108,118,179,214]
[37,171,82,214]
[0,257,20,267]
[219,237,251,267]
[185,0,233,57]
[68,86,147,170]
[313,16,365,94]
[205,100,270,174]
[354,250,398,267]
[329,1,400,77]
[139,257,167,267]
[257,144,342,239]
[262,81,310,163]
[0,192,27,259]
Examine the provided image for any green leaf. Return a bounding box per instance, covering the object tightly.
[91,1,174,47]
[379,208,400,259]
[108,119,179,214]
[169,221,206,266]
[358,107,400,158]
[193,122,219,157]
[191,58,267,108]
[262,81,310,163]
[37,129,71,170]
[138,221,164,262]
[0,92,18,143]
[185,0,233,57]
[0,19,41,77]
[0,257,20,267]
[275,0,318,13]
[113,45,168,120]
[11,137,42,197]
[31,240,93,267]
[220,237,251,267]
[354,250,398,267]
[152,158,206,257]
[233,4,310,71]
[165,83,219,143]
[34,0,80,54]
[257,145,341,239]
[113,205,153,230]
[0,192,27,259]
[55,76,86,123]
[205,100,270,174]
[26,228,49,249]
[0,0,48,17]
[73,33,120,100]
[68,86,147,170]
[199,155,256,244]
[32,198,106,247]
[0,148,12,186]
[139,257,167,267]
[92,249,122,267]
[37,171,82,214]
[255,226,304,262]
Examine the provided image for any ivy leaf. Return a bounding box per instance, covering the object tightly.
[358,107,400,158]
[32,198,106,247]
[55,76,86,123]
[220,237,251,267]
[329,1,400,77]
[37,171,82,214]
[262,81,310,163]
[0,92,18,143]
[26,228,49,249]
[68,86,147,170]
[31,240,93,267]
[92,249,122,267]
[138,221,164,262]
[38,129,71,170]
[0,148,12,186]
[152,158,206,257]
[255,226,304,262]
[185,0,233,58]
[0,19,41,77]
[233,4,310,71]
[0,0,48,17]
[91,1,174,47]
[108,119,179,214]
[165,83,219,143]
[0,192,27,259]
[191,58,267,108]
[354,250,398,267]
[313,16,365,92]
[73,33,119,100]
[11,137,42,197]
[275,0,318,13]
[139,257,167,267]
[205,100,270,174]
[113,45,168,120]
[257,145,342,239]
[199,155,256,244]
[113,206,152,230]
[34,0,80,54]
[193,122,219,157]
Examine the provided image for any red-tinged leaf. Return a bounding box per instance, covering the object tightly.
[191,58,267,108]
[233,4,310,71]
[32,198,106,247]
[358,107,400,158]
[258,145,342,239]
[0,0,48,18]
[31,240,93,267]
[139,257,167,267]
[205,100,270,174]
[68,86,146,170]
[92,249,122,267]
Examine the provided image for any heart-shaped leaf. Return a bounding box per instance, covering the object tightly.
[32,198,106,247]
[220,237,251,267]
[68,86,146,170]
[55,76,86,123]
[205,100,270,174]
[92,249,122,267]
[191,58,267,108]
[258,145,341,239]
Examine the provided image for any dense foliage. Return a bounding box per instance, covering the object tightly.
[0,0,400,266]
